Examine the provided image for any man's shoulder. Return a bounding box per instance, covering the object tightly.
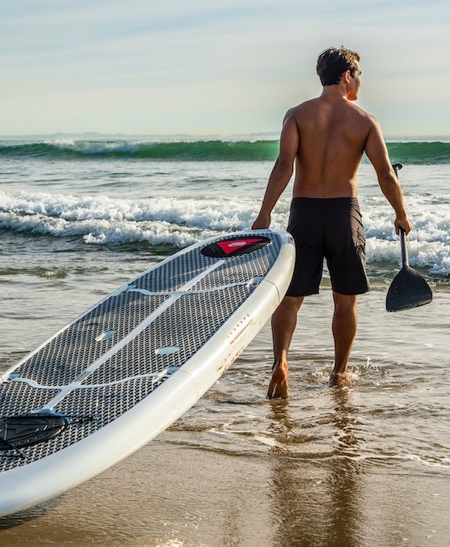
[283,99,320,122]
[348,101,377,122]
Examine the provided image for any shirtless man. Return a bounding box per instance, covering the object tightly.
[252,47,412,398]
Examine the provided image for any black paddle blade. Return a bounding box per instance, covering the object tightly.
[386,165,433,312]
[386,264,433,312]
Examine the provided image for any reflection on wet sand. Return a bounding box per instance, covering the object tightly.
[268,389,364,547]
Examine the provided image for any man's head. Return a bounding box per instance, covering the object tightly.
[316,47,360,86]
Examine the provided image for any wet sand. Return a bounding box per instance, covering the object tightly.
[1,436,450,547]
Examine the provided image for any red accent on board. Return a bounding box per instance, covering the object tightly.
[216,238,264,256]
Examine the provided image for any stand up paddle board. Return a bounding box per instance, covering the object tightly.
[0,229,294,517]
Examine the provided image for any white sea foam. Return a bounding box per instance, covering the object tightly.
[1,189,449,276]
[0,191,258,247]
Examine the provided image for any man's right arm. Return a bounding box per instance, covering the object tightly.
[252,111,299,230]
[364,117,413,235]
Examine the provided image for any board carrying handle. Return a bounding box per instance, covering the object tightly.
[201,235,271,258]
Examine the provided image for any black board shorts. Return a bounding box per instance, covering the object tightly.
[286,197,370,297]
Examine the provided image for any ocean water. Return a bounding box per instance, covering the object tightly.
[1,137,450,546]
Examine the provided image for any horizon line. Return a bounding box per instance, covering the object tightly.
[1,131,450,141]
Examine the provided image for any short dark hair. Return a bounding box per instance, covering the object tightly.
[316,47,360,86]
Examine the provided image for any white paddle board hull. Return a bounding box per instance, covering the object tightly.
[0,229,294,517]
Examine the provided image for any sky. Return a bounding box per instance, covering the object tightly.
[2,0,450,137]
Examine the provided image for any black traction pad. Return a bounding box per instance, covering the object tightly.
[0,413,69,450]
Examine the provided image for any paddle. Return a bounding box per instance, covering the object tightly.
[385,164,433,312]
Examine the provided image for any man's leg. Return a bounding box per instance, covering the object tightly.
[330,292,358,385]
[268,295,304,398]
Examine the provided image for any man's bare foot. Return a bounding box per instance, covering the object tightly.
[267,362,289,398]
[329,370,355,386]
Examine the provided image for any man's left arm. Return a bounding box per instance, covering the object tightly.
[364,117,412,235]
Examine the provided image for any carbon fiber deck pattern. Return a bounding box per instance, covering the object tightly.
[0,232,281,472]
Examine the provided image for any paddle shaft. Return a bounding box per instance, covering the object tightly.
[400,229,408,267]
[392,163,409,267]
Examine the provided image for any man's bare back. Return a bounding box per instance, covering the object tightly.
[288,95,373,198]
